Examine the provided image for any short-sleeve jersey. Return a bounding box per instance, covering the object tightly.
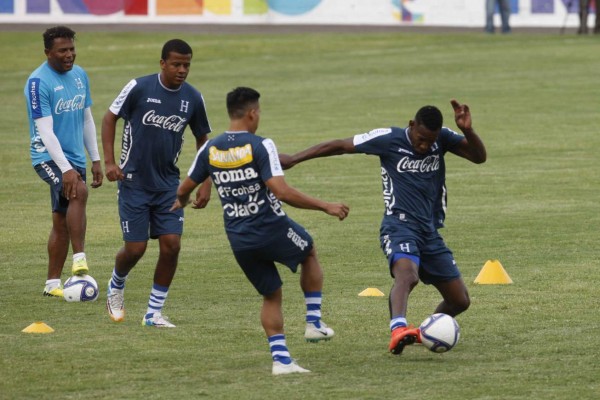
[353,126,464,233]
[187,131,289,250]
[109,74,211,191]
[24,62,92,168]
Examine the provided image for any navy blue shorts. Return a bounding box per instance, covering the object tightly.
[117,182,183,242]
[34,160,87,214]
[232,219,313,295]
[381,222,460,284]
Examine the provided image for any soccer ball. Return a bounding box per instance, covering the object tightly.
[419,313,460,353]
[63,275,99,302]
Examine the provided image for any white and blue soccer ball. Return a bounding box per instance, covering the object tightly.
[63,275,99,302]
[419,313,460,353]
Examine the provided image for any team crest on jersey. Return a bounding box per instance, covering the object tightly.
[74,77,84,89]
[209,144,253,168]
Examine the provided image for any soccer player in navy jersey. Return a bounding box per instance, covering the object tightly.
[101,39,211,328]
[281,100,486,355]
[172,87,349,374]
[24,26,103,298]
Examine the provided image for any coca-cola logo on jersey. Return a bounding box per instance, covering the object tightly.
[396,155,440,173]
[55,94,85,114]
[142,110,187,133]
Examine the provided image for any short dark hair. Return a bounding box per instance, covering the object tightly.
[226,87,261,119]
[43,26,75,50]
[415,105,443,131]
[161,39,193,60]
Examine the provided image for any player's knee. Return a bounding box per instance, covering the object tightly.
[393,265,419,288]
[160,239,181,257]
[453,293,470,315]
[75,181,89,201]
[122,242,147,261]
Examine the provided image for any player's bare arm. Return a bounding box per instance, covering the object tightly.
[101,110,124,181]
[265,176,349,220]
[192,134,212,209]
[449,99,487,164]
[284,138,356,169]
[171,176,199,211]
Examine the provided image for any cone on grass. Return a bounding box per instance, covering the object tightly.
[358,287,385,297]
[22,322,54,334]
[474,260,513,284]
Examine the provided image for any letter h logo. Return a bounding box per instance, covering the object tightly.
[180,100,189,113]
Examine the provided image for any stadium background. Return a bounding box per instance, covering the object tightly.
[0,0,597,29]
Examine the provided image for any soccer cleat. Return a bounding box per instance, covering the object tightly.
[272,361,311,375]
[142,313,176,328]
[43,287,64,298]
[389,326,421,355]
[72,258,89,276]
[106,282,125,322]
[305,320,335,342]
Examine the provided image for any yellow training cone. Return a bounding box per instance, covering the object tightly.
[22,322,54,334]
[474,260,513,284]
[358,288,385,297]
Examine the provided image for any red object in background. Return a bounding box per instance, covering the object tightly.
[125,0,147,15]
[79,0,147,15]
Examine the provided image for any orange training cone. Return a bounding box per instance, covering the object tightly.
[474,260,513,284]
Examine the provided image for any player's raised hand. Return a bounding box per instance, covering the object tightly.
[451,99,472,131]
[325,202,350,221]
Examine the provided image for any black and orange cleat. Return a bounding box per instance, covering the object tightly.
[389,326,421,355]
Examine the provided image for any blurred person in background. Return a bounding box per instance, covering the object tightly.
[578,0,600,34]
[485,0,511,34]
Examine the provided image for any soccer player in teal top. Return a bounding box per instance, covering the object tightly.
[281,100,486,355]
[102,39,211,328]
[24,26,103,298]
[172,87,349,374]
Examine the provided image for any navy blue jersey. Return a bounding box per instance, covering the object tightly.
[109,74,211,191]
[353,126,464,233]
[187,131,292,250]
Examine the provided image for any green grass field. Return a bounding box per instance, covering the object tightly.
[1,29,599,399]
